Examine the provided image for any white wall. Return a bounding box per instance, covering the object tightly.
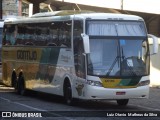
[150,39,160,86]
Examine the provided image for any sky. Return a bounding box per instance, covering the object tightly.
[56,0,160,14]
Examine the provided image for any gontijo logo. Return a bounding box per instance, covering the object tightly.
[17,50,37,60]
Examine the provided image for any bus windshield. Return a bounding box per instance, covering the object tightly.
[86,20,149,77]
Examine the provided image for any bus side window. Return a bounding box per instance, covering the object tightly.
[29,24,36,45]
[16,25,26,45]
[16,26,23,45]
[59,21,71,48]
[24,28,30,45]
[49,22,60,46]
[35,27,42,46]
[2,25,7,45]
[23,24,36,46]
[34,23,50,46]
[3,25,16,45]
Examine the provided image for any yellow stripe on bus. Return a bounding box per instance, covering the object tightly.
[100,78,137,88]
[101,78,121,88]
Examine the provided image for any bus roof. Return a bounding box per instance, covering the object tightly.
[4,10,144,24]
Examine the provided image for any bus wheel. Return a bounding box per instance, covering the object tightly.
[117,99,129,106]
[17,75,26,96]
[11,71,17,90]
[64,81,74,105]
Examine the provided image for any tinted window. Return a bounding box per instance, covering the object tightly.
[3,25,16,45]
[50,21,71,47]
[3,21,72,47]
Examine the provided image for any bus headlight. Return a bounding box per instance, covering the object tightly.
[86,80,103,87]
[138,80,150,86]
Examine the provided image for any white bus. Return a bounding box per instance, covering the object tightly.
[2,11,158,106]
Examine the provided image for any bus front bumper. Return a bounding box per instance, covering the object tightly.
[83,85,149,100]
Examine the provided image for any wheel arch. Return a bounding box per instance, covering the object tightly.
[63,76,72,95]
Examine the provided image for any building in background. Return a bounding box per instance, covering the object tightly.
[2,0,20,19]
[1,0,50,19]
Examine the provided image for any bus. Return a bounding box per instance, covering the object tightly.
[2,10,158,106]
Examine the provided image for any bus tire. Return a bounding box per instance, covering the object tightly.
[117,99,129,106]
[64,80,74,105]
[17,74,26,96]
[11,71,17,90]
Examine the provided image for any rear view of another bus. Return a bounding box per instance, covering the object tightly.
[0,20,4,80]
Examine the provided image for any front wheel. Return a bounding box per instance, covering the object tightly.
[117,99,129,106]
[64,82,75,105]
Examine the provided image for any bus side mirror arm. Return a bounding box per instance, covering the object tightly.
[81,34,90,54]
[148,34,159,55]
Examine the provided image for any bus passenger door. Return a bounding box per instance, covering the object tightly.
[73,20,86,98]
[74,37,86,98]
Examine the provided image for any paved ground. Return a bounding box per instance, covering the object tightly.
[0,83,160,120]
[129,87,160,111]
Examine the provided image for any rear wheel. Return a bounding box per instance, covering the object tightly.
[17,74,26,95]
[117,99,129,106]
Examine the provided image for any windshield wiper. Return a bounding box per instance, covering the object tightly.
[106,45,120,76]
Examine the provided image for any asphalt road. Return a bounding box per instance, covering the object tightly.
[0,84,160,120]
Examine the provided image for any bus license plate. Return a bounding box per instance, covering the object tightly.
[116,92,126,95]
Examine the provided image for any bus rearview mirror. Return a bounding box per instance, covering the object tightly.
[148,34,159,55]
[81,34,90,54]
